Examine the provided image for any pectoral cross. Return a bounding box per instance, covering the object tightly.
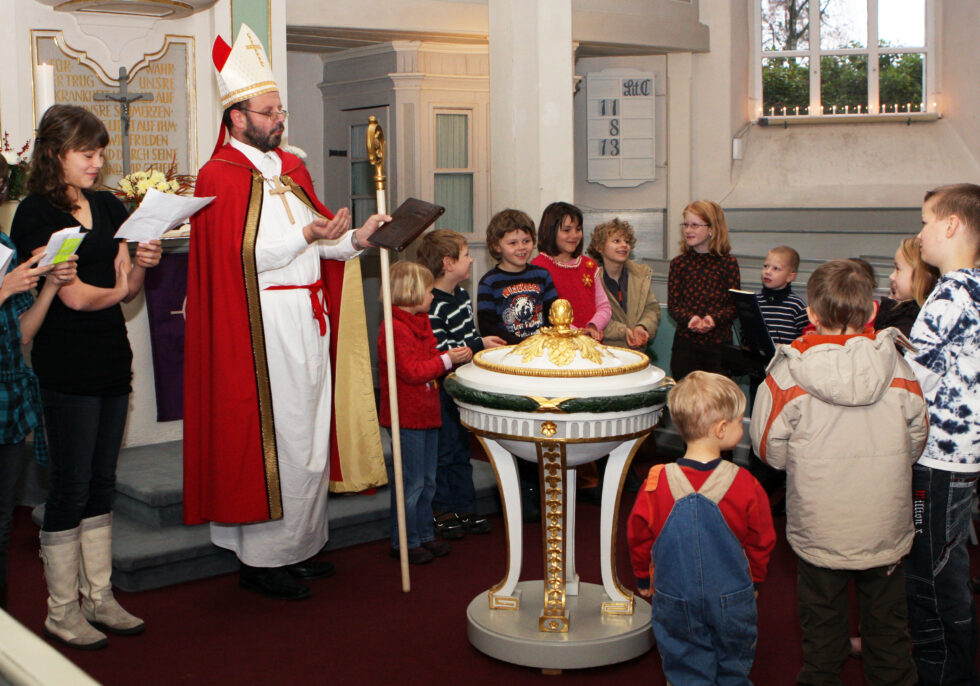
[268,176,295,224]
[245,39,266,66]
[94,66,153,177]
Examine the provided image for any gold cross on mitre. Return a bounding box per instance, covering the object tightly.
[268,176,295,224]
[245,37,266,66]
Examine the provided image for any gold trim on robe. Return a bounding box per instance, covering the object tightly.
[241,169,283,520]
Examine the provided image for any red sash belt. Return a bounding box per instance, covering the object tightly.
[264,280,329,336]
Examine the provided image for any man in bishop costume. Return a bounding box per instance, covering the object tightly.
[183,24,388,600]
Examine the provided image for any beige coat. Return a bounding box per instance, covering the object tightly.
[749,328,928,570]
[600,260,662,349]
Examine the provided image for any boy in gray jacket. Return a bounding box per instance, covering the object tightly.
[750,259,928,686]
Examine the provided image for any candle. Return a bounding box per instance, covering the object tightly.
[794,106,799,115]
[906,102,911,112]
[844,105,849,114]
[34,62,55,123]
[769,107,774,116]
[832,105,837,114]
[782,107,787,115]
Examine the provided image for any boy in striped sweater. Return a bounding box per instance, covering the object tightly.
[417,230,506,539]
[758,245,809,345]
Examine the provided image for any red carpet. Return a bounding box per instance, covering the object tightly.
[5,499,978,685]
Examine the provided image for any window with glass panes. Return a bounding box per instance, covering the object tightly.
[349,122,376,227]
[433,111,473,233]
[759,0,929,117]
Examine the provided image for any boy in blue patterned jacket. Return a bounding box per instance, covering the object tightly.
[905,183,980,686]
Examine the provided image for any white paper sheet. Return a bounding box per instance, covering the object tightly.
[39,226,86,267]
[114,189,214,242]
[0,243,14,284]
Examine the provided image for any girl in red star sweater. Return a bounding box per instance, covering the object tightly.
[531,201,611,339]
[378,262,470,565]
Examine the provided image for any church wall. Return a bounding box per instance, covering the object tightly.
[285,0,709,53]
[940,1,980,165]
[685,0,980,265]
[285,51,326,195]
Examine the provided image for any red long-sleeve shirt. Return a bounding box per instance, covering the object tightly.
[627,459,775,589]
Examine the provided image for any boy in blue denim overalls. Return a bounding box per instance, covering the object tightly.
[628,372,775,684]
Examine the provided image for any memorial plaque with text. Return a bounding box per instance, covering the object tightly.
[35,33,195,186]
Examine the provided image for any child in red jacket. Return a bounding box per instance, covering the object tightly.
[378,261,469,565]
[628,371,774,684]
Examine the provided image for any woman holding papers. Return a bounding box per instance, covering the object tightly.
[11,105,161,650]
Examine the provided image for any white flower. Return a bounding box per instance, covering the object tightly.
[1,151,18,165]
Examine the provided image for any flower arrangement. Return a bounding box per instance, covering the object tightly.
[113,156,194,204]
[1,132,32,201]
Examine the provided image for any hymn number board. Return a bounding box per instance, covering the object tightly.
[586,71,656,188]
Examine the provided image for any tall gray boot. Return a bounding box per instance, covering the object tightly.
[40,527,108,650]
[78,514,145,635]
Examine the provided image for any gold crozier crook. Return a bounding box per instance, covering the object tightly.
[366,116,386,193]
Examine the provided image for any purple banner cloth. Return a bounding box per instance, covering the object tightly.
[143,252,188,421]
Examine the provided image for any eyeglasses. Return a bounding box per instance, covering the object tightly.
[680,222,710,229]
[239,108,288,121]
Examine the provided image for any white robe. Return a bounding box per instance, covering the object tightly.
[210,138,361,567]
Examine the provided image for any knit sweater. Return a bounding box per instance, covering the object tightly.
[531,253,611,330]
[428,285,484,354]
[756,285,808,345]
[378,307,445,429]
[668,251,740,346]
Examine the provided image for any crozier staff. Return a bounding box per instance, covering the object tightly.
[11,104,161,649]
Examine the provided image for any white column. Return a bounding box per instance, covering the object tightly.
[665,52,693,257]
[489,0,575,220]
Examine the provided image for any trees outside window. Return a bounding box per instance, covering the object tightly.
[759,0,929,117]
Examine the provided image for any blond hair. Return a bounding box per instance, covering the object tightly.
[586,217,636,262]
[807,259,875,333]
[417,229,467,279]
[767,245,800,272]
[668,371,746,442]
[679,200,731,256]
[897,236,940,306]
[390,261,434,308]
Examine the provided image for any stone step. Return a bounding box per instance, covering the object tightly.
[32,450,501,592]
[112,440,184,528]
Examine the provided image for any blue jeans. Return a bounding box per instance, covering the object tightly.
[41,390,129,533]
[383,428,438,550]
[906,464,980,686]
[651,492,757,685]
[431,387,476,514]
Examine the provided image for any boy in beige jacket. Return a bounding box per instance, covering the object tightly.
[750,259,928,686]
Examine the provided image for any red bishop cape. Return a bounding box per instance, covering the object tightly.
[183,144,386,525]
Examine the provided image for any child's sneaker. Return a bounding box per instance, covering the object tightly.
[457,512,492,534]
[433,512,465,540]
[390,546,434,565]
[421,540,451,557]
